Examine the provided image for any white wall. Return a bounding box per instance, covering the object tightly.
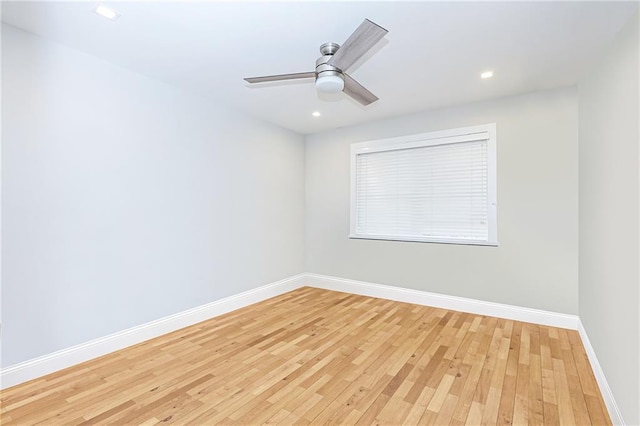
[305,87,579,314]
[578,12,639,426]
[1,24,305,367]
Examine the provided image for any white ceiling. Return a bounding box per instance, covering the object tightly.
[2,1,637,134]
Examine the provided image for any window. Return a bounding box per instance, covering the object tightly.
[350,124,497,246]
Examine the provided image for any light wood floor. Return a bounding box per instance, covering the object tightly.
[1,287,610,425]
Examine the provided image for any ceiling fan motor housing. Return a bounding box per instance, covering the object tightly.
[315,42,344,93]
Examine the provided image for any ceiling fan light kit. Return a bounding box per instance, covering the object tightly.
[316,73,344,93]
[244,19,388,105]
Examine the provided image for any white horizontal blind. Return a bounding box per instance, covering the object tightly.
[355,139,489,242]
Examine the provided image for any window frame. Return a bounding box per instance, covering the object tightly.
[349,123,498,246]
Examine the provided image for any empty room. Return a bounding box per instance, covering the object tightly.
[1,1,639,425]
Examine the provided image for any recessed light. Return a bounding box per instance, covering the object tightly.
[312,111,321,117]
[95,5,120,21]
[481,71,494,79]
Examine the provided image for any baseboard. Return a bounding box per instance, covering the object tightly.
[577,321,625,425]
[303,273,580,330]
[0,274,306,390]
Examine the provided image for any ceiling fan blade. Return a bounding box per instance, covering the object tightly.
[343,73,378,106]
[328,19,388,71]
[244,72,315,84]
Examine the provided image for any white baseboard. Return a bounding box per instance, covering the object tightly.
[1,274,306,390]
[304,273,580,330]
[578,321,625,425]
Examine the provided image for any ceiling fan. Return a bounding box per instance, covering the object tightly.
[244,19,388,106]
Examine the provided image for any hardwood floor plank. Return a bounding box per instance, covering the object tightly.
[568,331,612,425]
[552,357,577,425]
[496,320,520,425]
[528,353,545,425]
[450,317,499,426]
[434,393,459,425]
[403,385,436,424]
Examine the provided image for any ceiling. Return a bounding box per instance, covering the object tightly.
[2,1,637,135]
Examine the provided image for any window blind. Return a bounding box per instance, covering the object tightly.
[354,139,489,242]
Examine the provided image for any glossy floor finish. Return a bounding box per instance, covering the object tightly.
[1,287,610,425]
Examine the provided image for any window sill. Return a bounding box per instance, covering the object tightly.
[349,234,499,247]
